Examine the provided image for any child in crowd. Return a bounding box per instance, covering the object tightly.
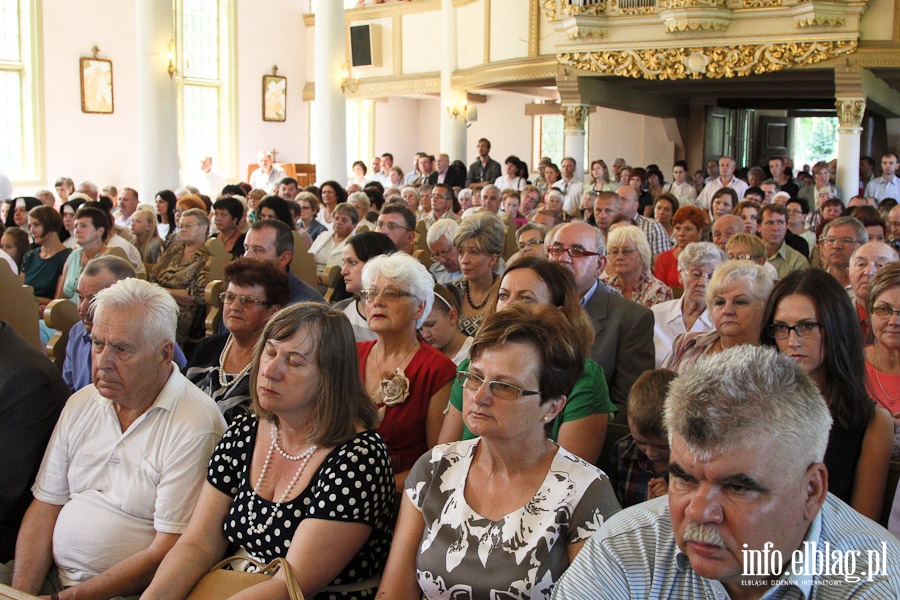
[611,369,677,507]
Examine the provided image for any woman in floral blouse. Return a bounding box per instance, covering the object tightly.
[601,225,673,308]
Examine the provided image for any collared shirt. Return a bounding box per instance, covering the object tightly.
[249,165,286,194]
[696,176,750,210]
[32,366,226,586]
[552,494,900,599]
[611,434,669,508]
[650,297,713,367]
[865,175,900,202]
[429,261,463,284]
[663,181,699,206]
[600,269,673,309]
[767,241,809,279]
[560,178,585,216]
[63,321,188,392]
[634,214,673,259]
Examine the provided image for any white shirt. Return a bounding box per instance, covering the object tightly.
[650,297,713,367]
[192,169,226,198]
[559,178,585,216]
[493,175,526,192]
[696,177,749,210]
[865,175,900,202]
[0,248,17,274]
[32,366,225,586]
[308,232,346,274]
[108,234,147,276]
[0,172,12,201]
[662,181,699,206]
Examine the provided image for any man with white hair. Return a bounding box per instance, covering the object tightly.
[554,346,900,599]
[848,240,899,340]
[249,150,285,193]
[426,218,462,284]
[8,279,225,599]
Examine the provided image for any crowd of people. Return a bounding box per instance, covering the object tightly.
[1,143,900,598]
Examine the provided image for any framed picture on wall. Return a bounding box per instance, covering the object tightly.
[263,74,287,122]
[80,57,114,114]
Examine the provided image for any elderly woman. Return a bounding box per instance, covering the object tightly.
[131,208,164,264]
[155,190,178,245]
[335,231,397,342]
[143,304,395,599]
[864,263,900,458]
[400,186,421,217]
[56,206,111,302]
[308,202,358,277]
[186,258,289,423]
[602,225,672,308]
[762,268,892,521]
[515,222,549,258]
[653,206,707,288]
[440,256,617,464]
[22,206,71,311]
[356,253,456,489]
[450,212,505,336]
[378,304,620,600]
[150,208,212,346]
[419,283,471,366]
[348,191,376,231]
[651,242,727,367]
[663,260,774,373]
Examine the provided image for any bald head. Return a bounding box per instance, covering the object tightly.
[712,214,744,249]
[849,241,899,303]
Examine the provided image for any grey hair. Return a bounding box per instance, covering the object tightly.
[678,242,728,272]
[458,188,472,202]
[706,259,773,312]
[181,207,210,234]
[361,252,435,328]
[546,189,563,203]
[92,279,177,346]
[348,191,371,214]
[607,225,651,272]
[481,184,499,197]
[822,216,869,244]
[426,218,460,247]
[82,255,136,280]
[400,186,420,201]
[454,212,505,258]
[665,345,832,469]
[515,222,549,244]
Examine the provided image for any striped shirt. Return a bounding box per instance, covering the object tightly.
[553,494,900,599]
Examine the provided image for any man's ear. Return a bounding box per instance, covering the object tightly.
[595,255,608,277]
[277,250,293,270]
[160,340,175,365]
[802,462,828,521]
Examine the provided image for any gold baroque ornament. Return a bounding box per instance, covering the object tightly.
[794,15,845,28]
[557,40,858,80]
[835,98,865,128]
[742,0,781,6]
[562,104,590,130]
[543,0,606,20]
[660,0,726,8]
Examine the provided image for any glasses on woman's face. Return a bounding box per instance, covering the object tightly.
[219,292,273,308]
[457,371,540,401]
[871,304,900,320]
[547,244,601,259]
[608,247,637,257]
[360,287,413,303]
[517,239,544,251]
[767,321,823,339]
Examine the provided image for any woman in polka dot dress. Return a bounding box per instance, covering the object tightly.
[142,304,395,600]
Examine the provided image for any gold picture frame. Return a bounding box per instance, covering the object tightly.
[80,57,114,114]
[263,74,287,122]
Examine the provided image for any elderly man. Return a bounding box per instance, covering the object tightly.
[8,279,226,599]
[480,184,502,215]
[761,204,809,278]
[711,214,744,250]
[63,256,187,392]
[554,345,900,599]
[426,218,462,284]
[697,157,749,211]
[849,241,899,340]
[242,219,324,305]
[114,188,139,227]
[428,153,464,188]
[549,222,654,411]
[820,216,868,288]
[249,150,285,193]
[423,184,461,229]
[616,185,672,260]
[375,203,416,254]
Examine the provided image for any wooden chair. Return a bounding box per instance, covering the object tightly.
[44,298,79,371]
[413,220,429,253]
[322,265,343,303]
[291,231,318,288]
[278,163,297,179]
[204,237,230,283]
[414,248,434,269]
[0,260,41,349]
[204,280,224,337]
[293,163,316,188]
[501,214,518,261]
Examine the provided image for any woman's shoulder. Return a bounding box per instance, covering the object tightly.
[322,430,393,473]
[554,445,608,480]
[190,332,229,367]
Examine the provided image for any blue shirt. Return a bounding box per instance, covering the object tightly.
[63,321,188,392]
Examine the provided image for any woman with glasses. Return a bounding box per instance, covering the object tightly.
[377,304,619,600]
[150,208,212,346]
[514,222,549,259]
[864,263,900,459]
[356,253,456,490]
[601,225,672,308]
[653,205,707,288]
[186,258,289,423]
[440,256,616,465]
[450,212,505,336]
[762,268,892,520]
[650,242,727,367]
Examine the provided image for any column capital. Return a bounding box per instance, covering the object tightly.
[835,97,865,129]
[562,104,590,131]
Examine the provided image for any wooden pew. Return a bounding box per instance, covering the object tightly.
[322,265,343,303]
[0,260,41,349]
[204,280,224,337]
[291,231,318,288]
[44,298,79,371]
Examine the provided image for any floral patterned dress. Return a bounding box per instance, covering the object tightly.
[406,439,620,600]
[601,269,673,309]
[150,241,211,345]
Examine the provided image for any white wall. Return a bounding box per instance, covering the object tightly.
[589,108,674,173]
[464,93,534,167]
[374,97,421,177]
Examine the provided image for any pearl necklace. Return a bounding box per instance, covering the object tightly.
[247,423,317,536]
[218,335,252,389]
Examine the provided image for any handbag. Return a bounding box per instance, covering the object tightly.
[185,555,304,600]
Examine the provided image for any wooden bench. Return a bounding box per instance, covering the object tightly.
[0,260,41,349]
[44,298,79,371]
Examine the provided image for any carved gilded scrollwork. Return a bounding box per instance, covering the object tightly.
[543,0,607,21]
[742,0,781,6]
[557,40,857,80]
[610,0,654,15]
[659,0,725,8]
[835,98,865,128]
[794,15,845,28]
[562,104,590,130]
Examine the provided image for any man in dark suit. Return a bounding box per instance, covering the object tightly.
[0,321,69,561]
[465,138,502,187]
[428,154,466,188]
[548,222,655,415]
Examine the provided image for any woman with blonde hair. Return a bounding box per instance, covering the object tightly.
[131,208,164,264]
[602,225,672,307]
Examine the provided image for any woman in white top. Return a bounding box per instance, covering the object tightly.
[309,202,358,278]
[494,155,527,191]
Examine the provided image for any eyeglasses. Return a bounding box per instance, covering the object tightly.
[219,292,273,308]
[457,371,541,401]
[608,247,638,257]
[683,270,713,282]
[360,287,413,303]
[730,253,761,261]
[871,305,900,319]
[517,239,544,251]
[376,221,411,232]
[432,248,456,260]
[820,236,860,246]
[547,244,602,259]
[767,321,823,339]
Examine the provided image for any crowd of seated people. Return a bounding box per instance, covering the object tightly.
[2,145,900,599]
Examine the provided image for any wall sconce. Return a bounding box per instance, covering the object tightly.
[341,63,359,93]
[446,100,468,121]
[167,39,178,80]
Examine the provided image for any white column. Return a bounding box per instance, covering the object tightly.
[562,104,589,179]
[835,98,865,202]
[135,0,178,198]
[312,0,347,184]
[440,0,467,163]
